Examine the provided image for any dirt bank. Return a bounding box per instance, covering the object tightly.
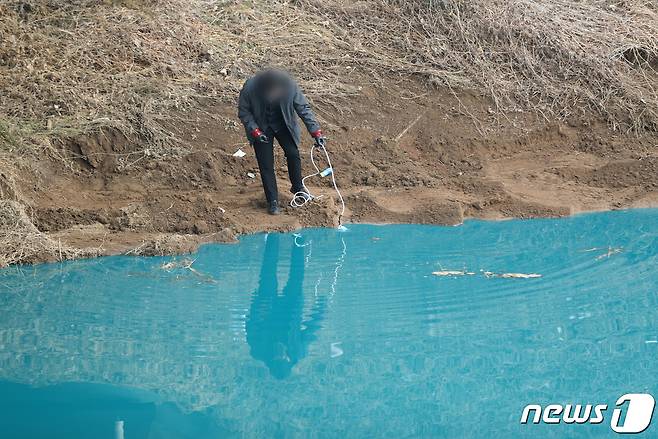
[3,82,655,265]
[1,0,657,266]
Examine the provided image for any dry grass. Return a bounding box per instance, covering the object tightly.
[0,0,217,158]
[401,0,658,131]
[0,200,98,267]
[207,0,658,131]
[1,0,655,158]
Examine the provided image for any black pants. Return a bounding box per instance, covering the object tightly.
[253,128,303,203]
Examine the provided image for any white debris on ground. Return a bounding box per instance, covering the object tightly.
[247,172,256,179]
[233,148,246,158]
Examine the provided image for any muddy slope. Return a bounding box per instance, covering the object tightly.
[6,84,655,262]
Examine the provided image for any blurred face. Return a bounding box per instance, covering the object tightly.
[260,69,288,101]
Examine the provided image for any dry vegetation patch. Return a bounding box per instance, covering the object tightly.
[0,0,218,157]
[0,200,99,267]
[1,0,655,155]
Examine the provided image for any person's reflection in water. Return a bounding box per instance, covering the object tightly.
[246,233,325,379]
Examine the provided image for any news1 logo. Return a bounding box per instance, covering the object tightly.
[521,394,655,434]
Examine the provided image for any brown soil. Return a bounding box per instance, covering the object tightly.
[9,82,658,261]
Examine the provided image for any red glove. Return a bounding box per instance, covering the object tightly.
[311,130,326,148]
[251,128,268,143]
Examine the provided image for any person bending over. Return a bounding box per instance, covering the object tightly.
[238,69,326,215]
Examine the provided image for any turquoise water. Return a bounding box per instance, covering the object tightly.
[0,209,657,438]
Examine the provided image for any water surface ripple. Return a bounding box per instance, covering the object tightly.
[0,209,657,438]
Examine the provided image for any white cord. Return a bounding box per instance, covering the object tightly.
[290,145,346,225]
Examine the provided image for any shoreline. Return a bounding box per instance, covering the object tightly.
[8,204,655,269]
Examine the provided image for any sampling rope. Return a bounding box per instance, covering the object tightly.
[290,144,346,226]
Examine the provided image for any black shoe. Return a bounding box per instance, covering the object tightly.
[268,200,281,215]
[290,189,313,207]
[299,190,312,201]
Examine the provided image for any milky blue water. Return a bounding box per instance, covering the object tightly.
[0,209,657,438]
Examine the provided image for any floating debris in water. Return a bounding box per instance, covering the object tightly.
[160,258,216,283]
[432,262,473,277]
[500,272,542,279]
[595,247,623,260]
[580,246,623,260]
[432,268,541,278]
[161,258,197,271]
[483,271,542,279]
[432,270,475,277]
